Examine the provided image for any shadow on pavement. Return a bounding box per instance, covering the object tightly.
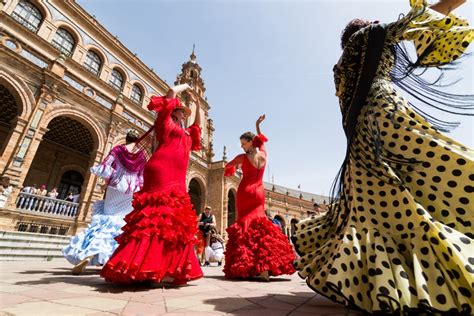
[14,267,198,293]
[203,291,363,315]
[204,274,293,282]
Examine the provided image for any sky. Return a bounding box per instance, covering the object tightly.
[77,0,473,196]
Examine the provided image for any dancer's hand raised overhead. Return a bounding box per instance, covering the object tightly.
[256,114,265,135]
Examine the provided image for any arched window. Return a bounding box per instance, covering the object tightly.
[109,69,124,91]
[83,50,102,75]
[52,28,75,56]
[188,178,203,214]
[11,0,43,33]
[274,215,286,234]
[130,84,143,104]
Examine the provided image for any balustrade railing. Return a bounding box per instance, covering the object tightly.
[15,193,79,218]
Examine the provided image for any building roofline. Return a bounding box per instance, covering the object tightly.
[263,182,328,202]
[58,0,170,94]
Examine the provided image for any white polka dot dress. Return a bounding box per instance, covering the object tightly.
[293,1,474,314]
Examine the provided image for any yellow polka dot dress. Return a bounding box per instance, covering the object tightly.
[293,1,474,314]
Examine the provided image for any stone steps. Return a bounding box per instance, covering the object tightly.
[0,231,71,261]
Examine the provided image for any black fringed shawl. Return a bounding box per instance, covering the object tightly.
[391,42,474,132]
[328,24,388,233]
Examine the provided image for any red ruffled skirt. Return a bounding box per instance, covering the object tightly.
[224,216,296,279]
[100,190,203,284]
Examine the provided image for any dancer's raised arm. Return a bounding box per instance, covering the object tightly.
[253,115,268,160]
[256,114,265,135]
[189,92,201,127]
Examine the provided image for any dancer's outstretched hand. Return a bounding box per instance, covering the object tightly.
[256,114,265,135]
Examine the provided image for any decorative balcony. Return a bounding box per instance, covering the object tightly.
[15,193,79,218]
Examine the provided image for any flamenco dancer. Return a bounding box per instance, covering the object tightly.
[293,0,474,314]
[224,115,295,281]
[63,129,146,275]
[100,84,203,285]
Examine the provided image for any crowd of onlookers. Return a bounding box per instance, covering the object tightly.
[15,184,81,214]
[19,184,80,202]
[1,176,82,211]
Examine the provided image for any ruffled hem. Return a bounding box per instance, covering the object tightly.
[100,241,203,284]
[100,189,203,284]
[293,212,474,314]
[120,190,198,246]
[62,213,125,266]
[224,216,296,279]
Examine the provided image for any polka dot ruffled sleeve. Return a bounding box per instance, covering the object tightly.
[387,0,473,66]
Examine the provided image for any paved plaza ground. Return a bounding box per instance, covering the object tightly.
[0,260,363,316]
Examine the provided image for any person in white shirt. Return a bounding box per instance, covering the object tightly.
[204,231,224,267]
[45,187,59,212]
[17,184,37,209]
[48,188,59,199]
[22,184,37,195]
[0,176,13,208]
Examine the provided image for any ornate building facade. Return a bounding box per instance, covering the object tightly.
[0,0,326,238]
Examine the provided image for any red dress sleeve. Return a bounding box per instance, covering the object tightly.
[252,133,268,151]
[147,96,180,116]
[186,124,201,151]
[148,96,181,130]
[224,165,237,177]
[224,154,244,177]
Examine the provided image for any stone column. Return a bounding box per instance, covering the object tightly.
[3,125,47,209]
[222,187,228,235]
[1,86,56,209]
[208,162,226,234]
[0,118,27,174]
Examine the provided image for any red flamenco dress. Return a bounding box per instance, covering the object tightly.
[223,134,295,279]
[100,96,203,284]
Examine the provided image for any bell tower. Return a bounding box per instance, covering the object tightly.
[174,45,206,98]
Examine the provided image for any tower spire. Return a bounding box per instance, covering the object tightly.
[190,44,196,63]
[174,44,206,97]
